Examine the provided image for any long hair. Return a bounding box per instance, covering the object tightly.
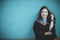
[38,6,53,23]
[37,6,56,29]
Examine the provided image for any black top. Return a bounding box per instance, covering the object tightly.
[33,20,57,40]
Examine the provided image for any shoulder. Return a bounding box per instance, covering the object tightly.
[34,20,40,24]
[34,19,42,25]
[35,20,40,23]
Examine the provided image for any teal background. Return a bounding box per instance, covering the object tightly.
[0,0,60,39]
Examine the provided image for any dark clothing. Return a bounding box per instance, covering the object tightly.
[33,20,57,40]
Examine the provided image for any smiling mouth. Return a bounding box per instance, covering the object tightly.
[43,15,46,17]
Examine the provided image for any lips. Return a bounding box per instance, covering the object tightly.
[43,15,47,16]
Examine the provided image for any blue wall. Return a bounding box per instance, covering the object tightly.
[0,0,60,39]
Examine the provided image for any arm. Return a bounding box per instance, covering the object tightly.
[51,15,57,38]
[45,14,56,36]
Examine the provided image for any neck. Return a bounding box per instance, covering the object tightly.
[42,18,47,21]
[41,18,47,23]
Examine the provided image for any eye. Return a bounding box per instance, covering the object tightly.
[41,11,44,13]
[45,11,48,13]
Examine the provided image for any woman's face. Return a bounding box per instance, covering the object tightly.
[41,8,48,19]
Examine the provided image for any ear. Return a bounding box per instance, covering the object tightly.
[49,14,54,31]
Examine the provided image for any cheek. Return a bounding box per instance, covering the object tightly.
[41,13,44,16]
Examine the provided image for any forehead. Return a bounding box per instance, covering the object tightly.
[42,8,48,11]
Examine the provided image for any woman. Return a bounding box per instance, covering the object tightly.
[33,6,57,40]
